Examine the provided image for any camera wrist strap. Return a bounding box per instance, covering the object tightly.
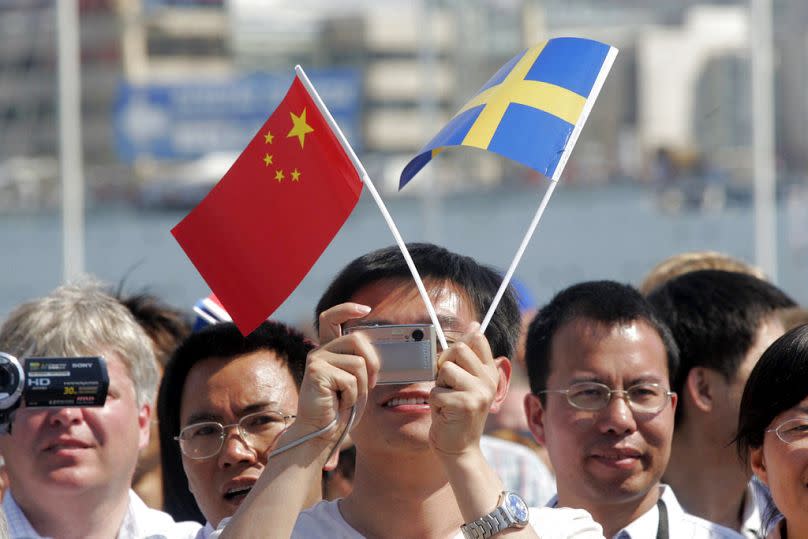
[269,405,357,464]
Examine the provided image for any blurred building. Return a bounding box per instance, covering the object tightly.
[1,0,807,209]
[0,0,120,208]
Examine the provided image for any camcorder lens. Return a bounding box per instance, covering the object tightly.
[0,366,10,389]
[411,329,424,341]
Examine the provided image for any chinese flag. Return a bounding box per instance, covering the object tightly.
[172,76,363,335]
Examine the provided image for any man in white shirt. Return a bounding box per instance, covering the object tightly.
[523,281,743,539]
[647,271,795,538]
[0,281,199,539]
[219,243,602,539]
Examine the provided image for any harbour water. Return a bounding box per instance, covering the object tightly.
[1,184,806,327]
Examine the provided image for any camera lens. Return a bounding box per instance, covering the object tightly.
[411,329,424,341]
[0,366,9,389]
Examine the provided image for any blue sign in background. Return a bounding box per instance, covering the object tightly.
[113,69,362,163]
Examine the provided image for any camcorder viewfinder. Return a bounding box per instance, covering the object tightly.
[0,352,109,433]
[345,324,437,385]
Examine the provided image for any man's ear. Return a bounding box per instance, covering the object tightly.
[138,402,152,451]
[686,367,714,413]
[488,356,512,413]
[524,393,547,445]
[749,446,768,487]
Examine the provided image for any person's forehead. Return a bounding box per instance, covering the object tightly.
[184,351,295,396]
[180,351,297,422]
[548,317,669,379]
[347,278,476,327]
[100,351,136,387]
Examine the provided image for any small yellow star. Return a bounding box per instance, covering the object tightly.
[263,153,273,167]
[274,169,285,182]
[264,131,274,144]
[287,108,314,148]
[290,168,301,182]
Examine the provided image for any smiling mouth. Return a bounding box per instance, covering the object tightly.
[384,397,429,407]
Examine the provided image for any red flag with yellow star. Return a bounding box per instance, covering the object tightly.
[171,75,363,334]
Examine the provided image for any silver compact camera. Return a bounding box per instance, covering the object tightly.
[345,324,437,385]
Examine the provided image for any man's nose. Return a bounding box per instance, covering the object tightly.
[217,428,257,468]
[48,406,83,427]
[598,392,637,434]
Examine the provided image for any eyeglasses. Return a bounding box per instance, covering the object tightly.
[537,382,675,414]
[175,410,296,460]
[766,418,808,447]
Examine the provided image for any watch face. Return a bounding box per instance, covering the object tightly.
[504,492,529,523]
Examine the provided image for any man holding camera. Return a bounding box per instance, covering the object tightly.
[219,243,601,539]
[0,280,200,539]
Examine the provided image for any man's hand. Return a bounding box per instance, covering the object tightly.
[277,302,378,449]
[428,322,499,458]
[290,331,379,439]
[317,302,371,343]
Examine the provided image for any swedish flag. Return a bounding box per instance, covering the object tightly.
[400,37,618,189]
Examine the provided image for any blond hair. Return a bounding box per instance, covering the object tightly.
[639,251,766,295]
[0,278,158,407]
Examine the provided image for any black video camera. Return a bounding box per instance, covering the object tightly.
[0,352,109,434]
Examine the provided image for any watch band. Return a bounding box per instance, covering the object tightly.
[461,507,508,539]
[460,491,528,539]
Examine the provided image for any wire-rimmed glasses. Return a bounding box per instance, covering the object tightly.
[766,417,808,447]
[537,381,676,414]
[175,410,296,460]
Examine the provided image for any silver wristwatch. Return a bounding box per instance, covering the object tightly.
[460,491,530,539]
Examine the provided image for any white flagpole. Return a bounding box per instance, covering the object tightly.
[750,0,778,281]
[480,45,618,333]
[480,180,558,331]
[295,65,449,351]
[57,0,85,281]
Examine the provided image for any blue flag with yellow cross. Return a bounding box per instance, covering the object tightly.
[399,37,618,188]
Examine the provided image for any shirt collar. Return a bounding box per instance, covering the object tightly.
[4,489,142,539]
[615,500,660,539]
[547,485,667,539]
[4,490,42,538]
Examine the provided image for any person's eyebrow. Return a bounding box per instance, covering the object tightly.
[626,375,668,386]
[183,401,283,426]
[239,401,284,415]
[567,375,603,385]
[183,411,222,426]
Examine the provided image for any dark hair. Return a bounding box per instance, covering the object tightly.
[735,324,808,532]
[315,243,520,360]
[525,280,679,400]
[646,270,795,419]
[157,321,314,523]
[736,323,808,459]
[118,293,192,368]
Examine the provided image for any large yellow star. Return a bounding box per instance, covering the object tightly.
[275,169,285,182]
[264,130,274,144]
[291,168,301,182]
[287,108,314,148]
[263,153,273,167]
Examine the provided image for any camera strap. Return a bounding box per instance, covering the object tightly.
[269,405,357,464]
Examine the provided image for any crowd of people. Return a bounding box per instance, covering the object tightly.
[0,244,806,539]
